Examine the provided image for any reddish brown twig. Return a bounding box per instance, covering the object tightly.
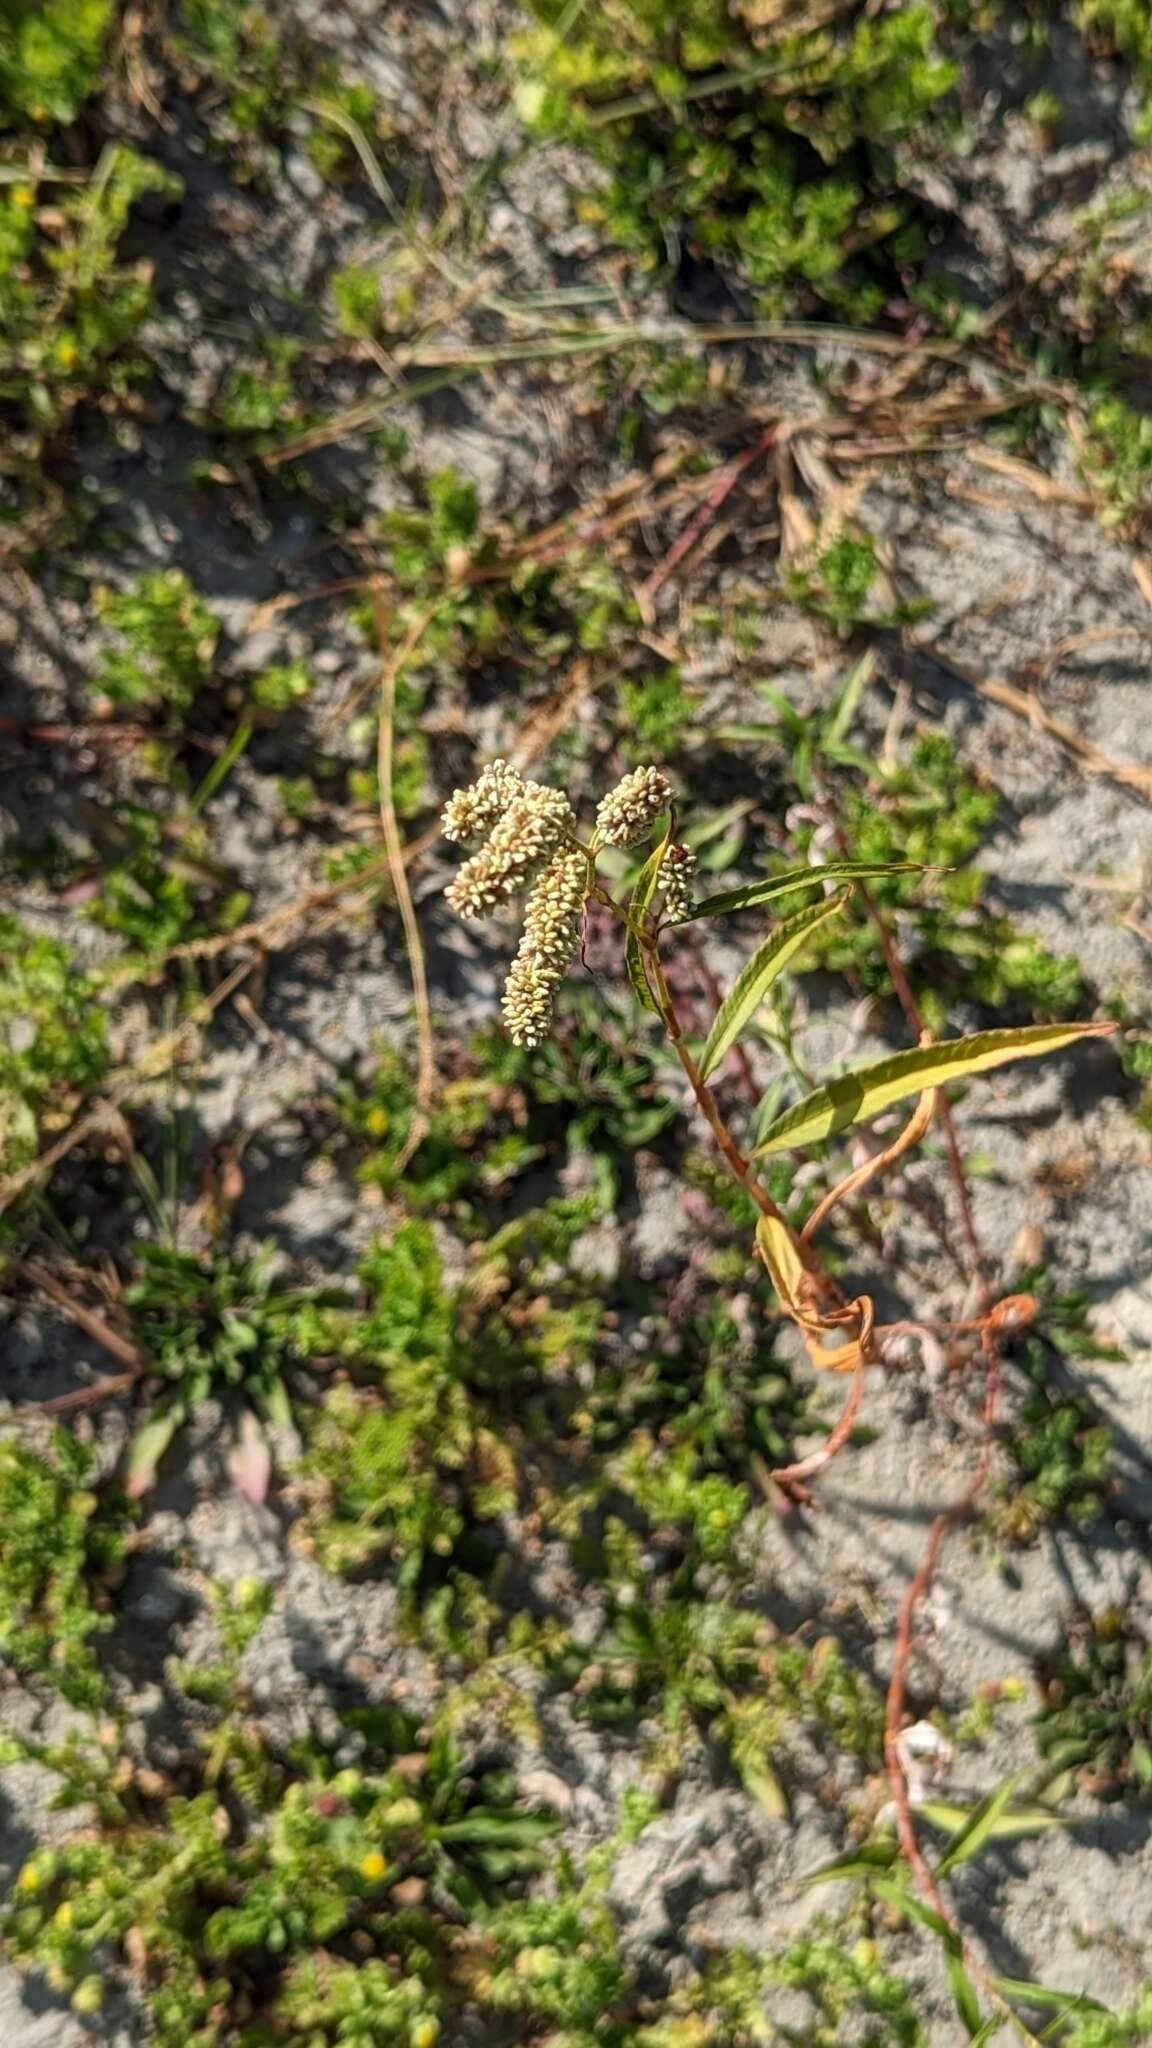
[769,1330,867,1489]
[646,944,798,1235]
[883,1322,1003,1972]
[34,1373,140,1416]
[638,426,777,613]
[12,1257,145,1416]
[801,1087,938,1243]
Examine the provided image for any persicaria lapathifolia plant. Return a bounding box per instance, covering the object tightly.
[441,761,1115,1462]
[442,759,1116,2024]
[443,760,696,1047]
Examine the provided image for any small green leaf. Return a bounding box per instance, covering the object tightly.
[1130,1739,1152,1786]
[992,1977,1107,2018]
[698,889,851,1080]
[946,1952,986,2037]
[802,1838,900,1884]
[968,2020,1005,2047]
[625,826,671,1014]
[752,1023,1115,1157]
[919,1799,1065,1845]
[738,1756,789,1819]
[123,1400,187,1498]
[686,859,925,922]
[870,1876,955,1945]
[936,1775,1022,1876]
[681,799,755,851]
[826,649,877,746]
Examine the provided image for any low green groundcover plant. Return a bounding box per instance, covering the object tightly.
[512,0,959,318]
[0,1429,125,1706]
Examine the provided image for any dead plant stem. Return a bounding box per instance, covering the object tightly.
[370,579,437,1170]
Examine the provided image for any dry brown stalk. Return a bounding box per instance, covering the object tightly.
[13,1258,143,1374]
[370,579,437,1171]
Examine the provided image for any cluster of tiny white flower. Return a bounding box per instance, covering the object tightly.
[440,758,522,845]
[444,779,575,921]
[592,765,673,848]
[501,848,589,1047]
[440,762,691,1045]
[660,841,697,925]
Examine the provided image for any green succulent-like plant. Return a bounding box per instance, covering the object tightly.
[0,914,109,1177]
[0,0,114,124]
[0,1429,126,1706]
[0,1704,551,2047]
[513,0,958,318]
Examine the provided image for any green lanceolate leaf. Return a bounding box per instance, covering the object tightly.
[935,1776,1021,1876]
[992,1977,1107,2017]
[920,1798,1065,1849]
[685,859,925,922]
[752,1023,1116,1157]
[870,1877,955,1945]
[945,1953,986,2038]
[698,889,851,1080]
[933,1779,1065,1875]
[801,1837,901,1884]
[123,1399,187,1498]
[625,826,671,1014]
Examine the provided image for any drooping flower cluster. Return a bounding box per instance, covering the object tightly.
[501,849,589,1048]
[444,767,576,922]
[440,762,587,1045]
[660,841,697,925]
[440,761,686,1046]
[440,758,522,845]
[592,766,672,848]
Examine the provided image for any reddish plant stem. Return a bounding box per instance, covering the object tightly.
[816,775,990,1298]
[770,1346,866,1490]
[883,1325,1003,1956]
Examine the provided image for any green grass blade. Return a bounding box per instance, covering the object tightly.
[698,889,851,1080]
[946,1953,985,2036]
[752,1023,1115,1157]
[870,1876,954,1944]
[801,1838,900,1884]
[921,1798,1064,1854]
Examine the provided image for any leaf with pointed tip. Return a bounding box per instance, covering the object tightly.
[920,1796,1065,1854]
[991,1977,1107,2018]
[685,859,925,922]
[945,1954,985,2038]
[624,826,671,1014]
[123,1400,186,1498]
[699,890,852,1080]
[228,1412,272,1506]
[934,1778,1067,1874]
[935,1776,1021,1876]
[755,1211,809,1319]
[801,1838,900,1885]
[752,1023,1116,1157]
[870,1877,957,1946]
